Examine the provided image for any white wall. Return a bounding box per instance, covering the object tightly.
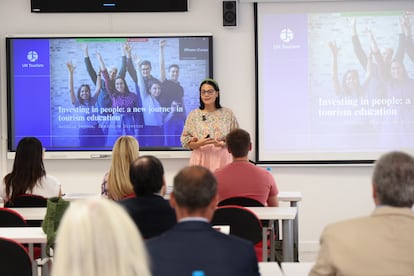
[0,0,381,253]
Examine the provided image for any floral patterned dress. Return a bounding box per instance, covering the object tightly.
[181,107,239,172]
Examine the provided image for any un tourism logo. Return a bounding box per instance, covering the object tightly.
[27,51,39,62]
[280,28,294,43]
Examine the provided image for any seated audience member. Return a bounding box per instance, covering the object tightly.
[52,198,151,276]
[101,135,139,200]
[309,151,414,276]
[146,165,260,276]
[0,137,61,204]
[118,155,176,239]
[214,128,278,206]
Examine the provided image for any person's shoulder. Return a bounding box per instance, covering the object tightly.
[220,231,257,250]
[188,108,202,116]
[145,227,172,246]
[323,215,370,236]
[117,196,136,207]
[150,75,161,83]
[219,106,233,112]
[214,163,232,175]
[44,174,61,185]
[219,107,237,116]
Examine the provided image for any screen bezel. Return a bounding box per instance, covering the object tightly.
[253,1,414,165]
[6,33,212,159]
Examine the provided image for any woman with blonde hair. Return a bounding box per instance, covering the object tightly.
[101,135,139,200]
[52,198,151,276]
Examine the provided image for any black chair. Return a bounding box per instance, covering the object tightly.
[217,197,281,262]
[5,194,47,208]
[0,208,42,260]
[0,208,28,227]
[212,205,265,261]
[5,194,47,227]
[0,237,33,276]
[218,196,264,207]
[218,196,274,227]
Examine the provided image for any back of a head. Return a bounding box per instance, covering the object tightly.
[14,137,44,171]
[373,151,414,207]
[108,136,139,200]
[226,128,251,158]
[52,198,151,276]
[5,137,45,200]
[173,166,217,212]
[130,155,164,196]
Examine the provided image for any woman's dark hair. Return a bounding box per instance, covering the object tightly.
[3,137,46,204]
[147,78,162,97]
[115,77,132,94]
[77,84,91,105]
[199,78,222,110]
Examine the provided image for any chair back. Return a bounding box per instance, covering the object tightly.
[0,237,32,276]
[0,208,28,227]
[218,196,264,207]
[5,194,47,227]
[5,194,48,207]
[212,205,262,244]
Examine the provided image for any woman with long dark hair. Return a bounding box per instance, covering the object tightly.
[180,78,239,172]
[0,137,61,204]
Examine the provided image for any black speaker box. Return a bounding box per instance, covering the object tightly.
[222,1,237,27]
[31,0,188,13]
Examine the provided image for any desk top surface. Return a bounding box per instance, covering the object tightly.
[259,262,283,276]
[0,227,46,243]
[278,191,303,202]
[9,207,46,220]
[11,205,297,221]
[281,262,315,276]
[62,193,98,201]
[246,207,297,220]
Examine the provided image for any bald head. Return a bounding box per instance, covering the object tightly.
[172,166,217,213]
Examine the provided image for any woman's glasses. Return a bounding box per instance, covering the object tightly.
[200,89,216,96]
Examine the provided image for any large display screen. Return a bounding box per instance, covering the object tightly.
[7,35,213,156]
[256,1,414,164]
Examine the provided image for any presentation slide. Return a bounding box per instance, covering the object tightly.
[7,35,212,152]
[256,2,414,163]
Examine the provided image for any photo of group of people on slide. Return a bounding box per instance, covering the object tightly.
[309,12,414,149]
[50,37,210,149]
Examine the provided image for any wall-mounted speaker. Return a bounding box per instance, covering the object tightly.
[31,0,188,13]
[222,1,237,27]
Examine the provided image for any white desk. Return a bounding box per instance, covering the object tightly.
[278,191,302,203]
[10,207,46,221]
[0,227,47,276]
[62,193,98,201]
[11,193,98,220]
[246,207,297,262]
[282,262,315,276]
[258,262,283,276]
[278,191,302,261]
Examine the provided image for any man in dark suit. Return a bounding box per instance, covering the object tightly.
[146,165,260,276]
[118,155,176,239]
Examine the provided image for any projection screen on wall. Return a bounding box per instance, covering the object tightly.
[255,1,414,164]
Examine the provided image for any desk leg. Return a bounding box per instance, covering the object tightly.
[291,201,299,262]
[282,219,294,262]
[41,243,51,276]
[262,227,268,262]
[28,243,38,276]
[269,220,275,262]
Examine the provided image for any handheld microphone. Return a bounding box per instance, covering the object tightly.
[202,115,206,121]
